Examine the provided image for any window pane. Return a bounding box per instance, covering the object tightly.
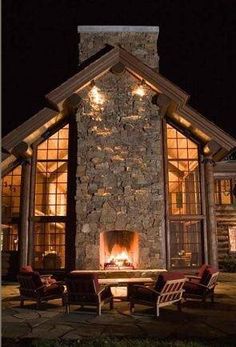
[214,179,233,205]
[1,224,19,251]
[167,124,201,215]
[33,222,65,269]
[2,166,22,219]
[34,125,68,217]
[229,227,236,252]
[170,220,202,268]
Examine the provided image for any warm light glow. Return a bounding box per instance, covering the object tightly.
[89,85,105,105]
[132,85,145,97]
[122,115,143,121]
[107,246,132,267]
[91,126,112,137]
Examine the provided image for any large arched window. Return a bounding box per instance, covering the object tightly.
[166,123,203,268]
[32,124,69,270]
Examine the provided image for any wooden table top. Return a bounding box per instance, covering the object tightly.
[98,277,154,285]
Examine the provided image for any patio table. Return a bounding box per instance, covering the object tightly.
[98,277,154,300]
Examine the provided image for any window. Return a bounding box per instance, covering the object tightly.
[167,125,201,215]
[170,221,202,268]
[35,125,68,216]
[166,124,203,268]
[2,166,22,218]
[215,179,233,205]
[33,124,69,269]
[229,226,236,252]
[1,166,22,251]
[34,222,66,269]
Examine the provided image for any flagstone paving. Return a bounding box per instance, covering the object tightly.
[2,273,236,344]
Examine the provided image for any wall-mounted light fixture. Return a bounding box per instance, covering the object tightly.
[132,79,146,97]
[89,80,105,105]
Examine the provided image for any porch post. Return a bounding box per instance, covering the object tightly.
[19,159,31,267]
[204,155,218,267]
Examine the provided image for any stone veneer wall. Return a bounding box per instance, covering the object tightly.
[78,30,159,69]
[75,70,165,269]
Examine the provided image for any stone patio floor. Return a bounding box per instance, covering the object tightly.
[1,273,236,345]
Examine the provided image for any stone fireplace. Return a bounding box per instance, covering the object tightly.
[75,26,166,270]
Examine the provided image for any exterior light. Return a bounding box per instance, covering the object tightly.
[89,80,105,105]
[133,79,146,97]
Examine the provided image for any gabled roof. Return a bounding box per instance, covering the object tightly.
[2,45,236,172]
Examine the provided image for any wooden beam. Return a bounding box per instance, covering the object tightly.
[203,156,219,267]
[46,47,120,110]
[203,140,221,156]
[152,93,171,118]
[19,160,31,267]
[168,162,184,178]
[2,108,60,152]
[11,142,33,159]
[110,62,125,75]
[62,93,82,116]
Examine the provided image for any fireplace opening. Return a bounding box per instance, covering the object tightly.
[100,230,139,270]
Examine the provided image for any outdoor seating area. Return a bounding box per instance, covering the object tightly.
[2,270,236,344]
[15,264,220,317]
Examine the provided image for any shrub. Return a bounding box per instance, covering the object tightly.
[219,254,236,272]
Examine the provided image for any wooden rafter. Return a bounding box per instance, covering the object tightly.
[2,45,236,170]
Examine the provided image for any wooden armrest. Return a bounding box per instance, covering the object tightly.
[97,285,111,296]
[132,284,161,295]
[186,275,201,281]
[35,285,47,292]
[186,281,208,289]
[52,281,64,285]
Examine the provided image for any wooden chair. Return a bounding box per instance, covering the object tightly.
[185,263,209,283]
[64,272,113,315]
[129,272,186,318]
[20,265,56,285]
[183,266,219,303]
[17,271,65,309]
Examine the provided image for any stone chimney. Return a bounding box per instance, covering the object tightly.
[77,26,159,69]
[75,25,165,270]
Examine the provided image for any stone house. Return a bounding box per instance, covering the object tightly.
[1,26,236,277]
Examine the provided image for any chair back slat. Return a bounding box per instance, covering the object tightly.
[17,272,44,297]
[159,278,186,304]
[207,272,219,289]
[65,273,100,304]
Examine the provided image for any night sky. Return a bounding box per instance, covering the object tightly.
[2,0,236,138]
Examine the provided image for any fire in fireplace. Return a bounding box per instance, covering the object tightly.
[100,230,139,270]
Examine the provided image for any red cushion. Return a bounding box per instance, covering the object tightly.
[43,283,64,296]
[197,264,209,277]
[184,281,205,295]
[155,272,185,292]
[200,268,211,285]
[21,265,33,272]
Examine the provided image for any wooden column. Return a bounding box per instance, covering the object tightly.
[19,159,31,267]
[204,155,218,267]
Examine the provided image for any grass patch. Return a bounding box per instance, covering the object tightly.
[31,339,208,347]
[2,337,236,347]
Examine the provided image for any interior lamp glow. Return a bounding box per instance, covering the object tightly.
[133,79,146,97]
[89,80,105,105]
